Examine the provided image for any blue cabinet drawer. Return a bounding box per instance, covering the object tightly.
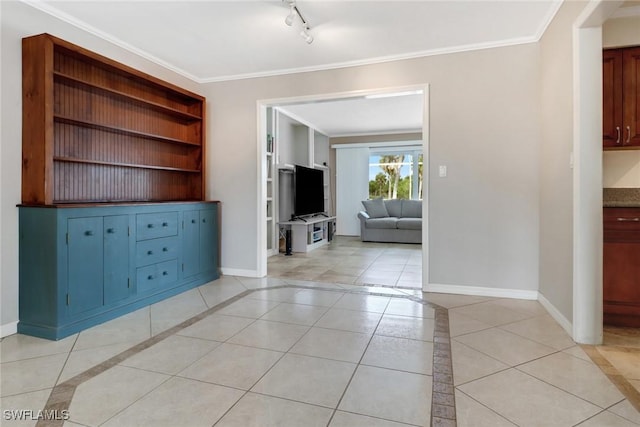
[136,212,178,241]
[136,259,178,294]
[136,236,179,267]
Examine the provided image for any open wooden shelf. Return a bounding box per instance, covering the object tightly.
[54,71,203,121]
[22,33,207,205]
[54,156,202,173]
[54,115,201,147]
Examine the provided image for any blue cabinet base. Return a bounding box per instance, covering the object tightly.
[19,202,220,341]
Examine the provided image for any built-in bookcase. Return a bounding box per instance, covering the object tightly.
[22,33,206,205]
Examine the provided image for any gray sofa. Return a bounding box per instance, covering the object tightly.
[357,199,422,244]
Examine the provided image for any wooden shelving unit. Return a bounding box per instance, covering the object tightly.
[22,33,206,205]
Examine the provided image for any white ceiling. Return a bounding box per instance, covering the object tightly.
[26,0,562,83]
[24,0,565,136]
[277,93,424,137]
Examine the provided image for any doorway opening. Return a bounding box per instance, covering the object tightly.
[256,86,430,291]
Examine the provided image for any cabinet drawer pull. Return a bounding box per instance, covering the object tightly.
[147,275,154,280]
[84,230,93,236]
[147,224,154,228]
[616,217,640,222]
[147,250,153,255]
[106,228,115,234]
[626,125,631,144]
[162,247,168,252]
[616,126,621,144]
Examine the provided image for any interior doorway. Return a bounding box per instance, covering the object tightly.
[256,85,430,291]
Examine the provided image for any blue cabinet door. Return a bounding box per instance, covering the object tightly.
[68,217,103,315]
[182,210,200,278]
[104,215,130,304]
[199,208,218,274]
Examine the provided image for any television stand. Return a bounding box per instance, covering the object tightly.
[279,216,336,253]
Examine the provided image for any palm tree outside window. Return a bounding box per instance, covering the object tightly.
[368,151,423,200]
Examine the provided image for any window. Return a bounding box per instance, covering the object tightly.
[369,150,423,200]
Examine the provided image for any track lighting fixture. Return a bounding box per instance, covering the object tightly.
[300,24,313,44]
[282,0,313,44]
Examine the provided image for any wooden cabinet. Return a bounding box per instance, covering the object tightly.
[603,207,640,327]
[603,47,640,149]
[22,33,206,204]
[18,202,220,340]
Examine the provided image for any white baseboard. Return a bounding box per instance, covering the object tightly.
[220,268,261,278]
[537,292,573,336]
[1,321,18,338]
[424,283,539,300]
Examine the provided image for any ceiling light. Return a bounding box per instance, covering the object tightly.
[283,0,313,44]
[285,5,295,26]
[300,24,314,44]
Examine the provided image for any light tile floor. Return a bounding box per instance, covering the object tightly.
[0,237,638,427]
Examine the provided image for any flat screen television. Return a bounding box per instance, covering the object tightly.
[294,165,324,218]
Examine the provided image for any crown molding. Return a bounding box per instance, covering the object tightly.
[22,0,564,85]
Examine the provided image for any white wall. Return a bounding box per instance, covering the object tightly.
[0,1,203,334]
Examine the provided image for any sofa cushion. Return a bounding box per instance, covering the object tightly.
[401,200,422,218]
[362,198,389,218]
[365,217,398,229]
[396,218,422,230]
[384,199,402,217]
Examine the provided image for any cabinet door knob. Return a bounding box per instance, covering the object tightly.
[162,271,168,276]
[191,219,196,224]
[147,275,154,280]
[162,247,168,252]
[202,219,206,223]
[106,228,115,234]
[162,222,169,227]
[147,224,154,228]
[147,250,153,255]
[84,230,93,236]
[616,126,621,144]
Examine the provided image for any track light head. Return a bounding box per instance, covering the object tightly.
[300,25,314,44]
[285,5,295,26]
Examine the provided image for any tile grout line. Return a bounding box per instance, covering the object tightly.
[580,344,640,413]
[35,281,446,427]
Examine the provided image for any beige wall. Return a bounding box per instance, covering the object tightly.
[538,0,589,324]
[602,16,640,189]
[603,16,640,48]
[205,44,542,291]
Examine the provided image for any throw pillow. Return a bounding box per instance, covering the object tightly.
[362,198,389,218]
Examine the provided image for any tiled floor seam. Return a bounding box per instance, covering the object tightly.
[581,344,640,413]
[431,306,456,427]
[34,282,449,427]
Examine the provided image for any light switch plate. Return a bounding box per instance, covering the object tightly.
[439,165,447,177]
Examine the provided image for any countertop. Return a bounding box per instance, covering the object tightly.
[603,188,640,208]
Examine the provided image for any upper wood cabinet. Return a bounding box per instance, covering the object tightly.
[603,46,640,150]
[22,33,206,205]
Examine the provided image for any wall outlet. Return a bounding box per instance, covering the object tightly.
[439,165,447,177]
